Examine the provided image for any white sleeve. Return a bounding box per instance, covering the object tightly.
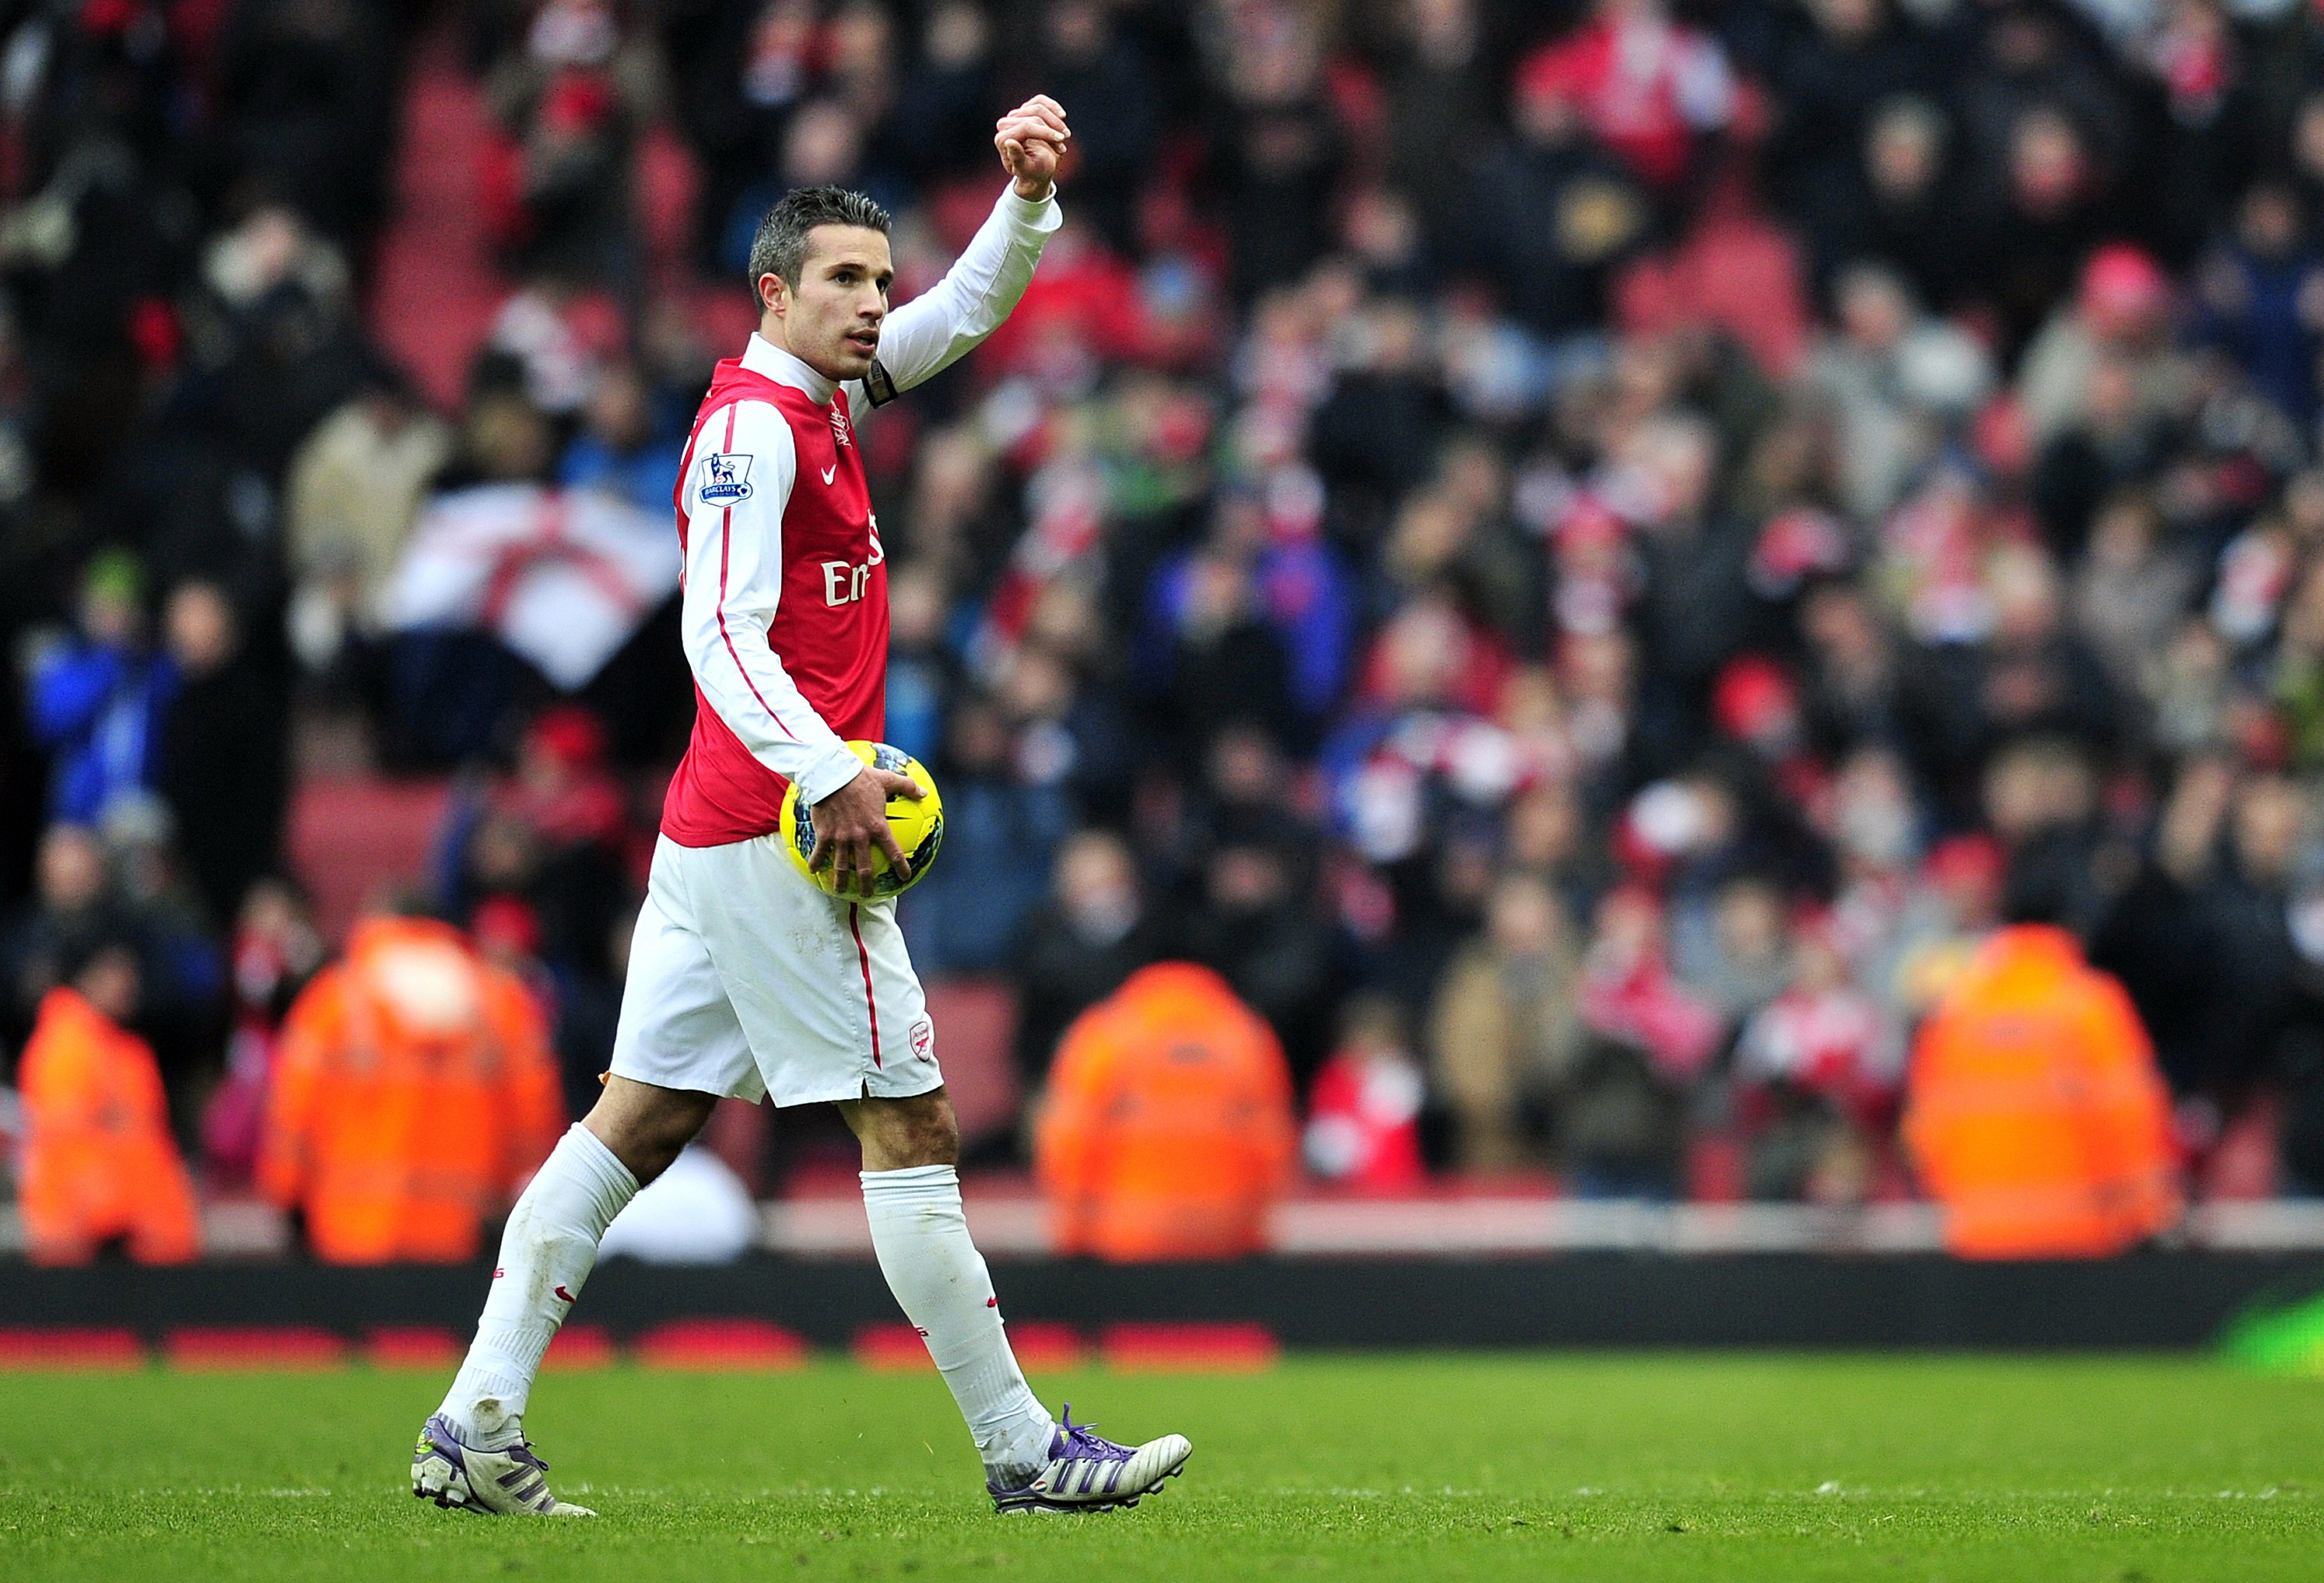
[851,184,1061,407]
[679,399,865,804]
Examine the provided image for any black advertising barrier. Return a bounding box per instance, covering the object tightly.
[6,1251,2324,1349]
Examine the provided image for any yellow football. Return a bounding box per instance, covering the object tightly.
[779,741,944,898]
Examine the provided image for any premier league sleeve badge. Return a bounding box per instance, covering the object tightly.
[698,451,755,505]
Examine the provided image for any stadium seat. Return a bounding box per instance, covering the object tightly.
[0,1327,146,1371]
[920,980,1021,1149]
[1100,1323,1280,1374]
[635,1318,810,1371]
[1000,1321,1086,1373]
[165,1327,348,1371]
[286,777,452,943]
[368,34,504,410]
[851,1323,934,1372]
[541,1324,617,1371]
[363,1327,465,1369]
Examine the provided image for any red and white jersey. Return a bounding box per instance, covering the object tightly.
[1736,986,1903,1097]
[661,184,1061,846]
[1516,15,1734,190]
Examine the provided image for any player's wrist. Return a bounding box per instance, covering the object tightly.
[1008,177,1055,208]
[801,752,868,809]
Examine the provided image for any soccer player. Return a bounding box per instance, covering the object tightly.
[411,95,1191,1519]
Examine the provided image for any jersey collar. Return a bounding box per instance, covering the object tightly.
[742,331,838,406]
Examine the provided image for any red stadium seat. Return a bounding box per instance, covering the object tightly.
[1099,1323,1280,1374]
[1002,1321,1087,1373]
[541,1324,617,1371]
[165,1327,348,1370]
[0,1327,146,1371]
[363,1327,465,1368]
[286,777,452,945]
[920,980,1021,1149]
[851,1322,933,1372]
[635,1318,810,1371]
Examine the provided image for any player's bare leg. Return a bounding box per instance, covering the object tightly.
[414,1078,715,1516]
[843,1089,1192,1513]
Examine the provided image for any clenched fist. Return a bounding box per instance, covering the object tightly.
[996,95,1070,202]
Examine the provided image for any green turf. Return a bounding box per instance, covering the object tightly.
[2,1354,2319,1580]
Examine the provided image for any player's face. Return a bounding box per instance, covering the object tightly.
[769,225,895,382]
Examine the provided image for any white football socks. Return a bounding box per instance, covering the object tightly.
[442,1123,638,1447]
[861,1164,1056,1476]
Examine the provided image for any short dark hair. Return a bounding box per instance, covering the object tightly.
[747,185,892,302]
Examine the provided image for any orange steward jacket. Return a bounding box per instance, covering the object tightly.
[259,917,563,1262]
[1904,925,2181,1258]
[1035,963,1298,1261]
[17,986,201,1264]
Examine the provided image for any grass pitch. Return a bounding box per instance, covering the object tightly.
[2,1354,2319,1581]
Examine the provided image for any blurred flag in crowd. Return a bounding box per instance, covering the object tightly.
[381,485,678,688]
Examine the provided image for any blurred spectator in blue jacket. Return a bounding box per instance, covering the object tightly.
[28,553,178,828]
[882,563,957,770]
[902,695,1071,977]
[558,360,682,514]
[2198,180,2324,428]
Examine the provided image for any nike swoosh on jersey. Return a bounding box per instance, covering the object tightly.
[820,463,837,484]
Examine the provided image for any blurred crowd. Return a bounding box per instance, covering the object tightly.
[15,0,2324,1234]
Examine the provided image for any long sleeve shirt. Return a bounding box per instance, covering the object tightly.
[661,184,1059,845]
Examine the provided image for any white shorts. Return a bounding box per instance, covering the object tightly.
[607,833,942,1107]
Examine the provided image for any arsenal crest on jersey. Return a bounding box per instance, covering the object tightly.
[828,406,853,448]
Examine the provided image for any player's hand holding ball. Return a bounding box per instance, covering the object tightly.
[786,742,944,898]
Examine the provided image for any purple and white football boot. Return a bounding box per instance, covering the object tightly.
[411,1413,595,1516]
[987,1405,1192,1515]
